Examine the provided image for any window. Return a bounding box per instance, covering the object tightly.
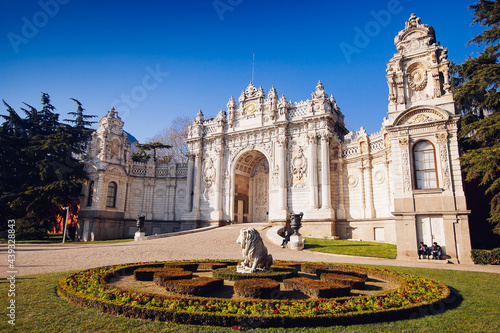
[413,141,438,189]
[106,182,117,207]
[87,181,94,206]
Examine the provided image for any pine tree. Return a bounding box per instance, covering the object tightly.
[0,94,96,239]
[452,0,500,115]
[452,0,500,236]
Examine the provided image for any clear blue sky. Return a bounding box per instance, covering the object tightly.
[0,0,483,142]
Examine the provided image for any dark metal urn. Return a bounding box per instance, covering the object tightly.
[290,212,304,236]
[136,216,145,232]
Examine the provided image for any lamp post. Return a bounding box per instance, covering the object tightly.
[61,206,69,244]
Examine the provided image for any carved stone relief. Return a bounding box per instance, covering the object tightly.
[347,174,358,188]
[291,147,307,180]
[203,157,216,189]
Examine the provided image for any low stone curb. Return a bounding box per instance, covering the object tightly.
[141,226,219,240]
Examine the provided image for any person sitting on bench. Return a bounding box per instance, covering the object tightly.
[431,242,442,260]
[418,241,428,259]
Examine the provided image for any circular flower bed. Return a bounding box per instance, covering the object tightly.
[57,260,452,328]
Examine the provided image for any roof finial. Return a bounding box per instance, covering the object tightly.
[252,52,255,84]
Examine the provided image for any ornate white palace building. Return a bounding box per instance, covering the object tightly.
[77,14,473,263]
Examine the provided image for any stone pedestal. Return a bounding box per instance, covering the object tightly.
[134,231,146,241]
[288,234,304,251]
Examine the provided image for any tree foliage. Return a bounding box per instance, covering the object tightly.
[0,94,95,239]
[452,0,500,236]
[452,0,500,116]
[131,142,172,162]
[459,112,500,234]
[146,116,190,163]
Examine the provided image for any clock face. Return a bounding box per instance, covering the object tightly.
[245,103,256,114]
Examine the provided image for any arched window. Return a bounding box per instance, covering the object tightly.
[106,182,117,208]
[413,141,438,189]
[87,181,94,206]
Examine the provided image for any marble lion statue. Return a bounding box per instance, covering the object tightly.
[236,227,273,273]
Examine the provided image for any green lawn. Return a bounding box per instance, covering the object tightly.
[304,238,398,259]
[1,267,498,332]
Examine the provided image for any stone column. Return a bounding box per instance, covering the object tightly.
[186,155,194,212]
[277,136,287,211]
[193,151,202,219]
[320,132,332,210]
[308,133,319,209]
[359,163,367,219]
[338,161,346,219]
[366,159,376,218]
[214,147,224,221]
[399,137,411,193]
[385,156,392,215]
[148,180,155,220]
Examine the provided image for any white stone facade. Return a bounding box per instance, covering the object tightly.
[77,14,473,264]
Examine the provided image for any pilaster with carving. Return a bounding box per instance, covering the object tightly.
[436,132,451,190]
[398,137,411,193]
[307,132,318,208]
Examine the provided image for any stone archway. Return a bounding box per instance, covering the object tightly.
[233,151,269,223]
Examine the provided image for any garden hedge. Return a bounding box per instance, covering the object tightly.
[302,263,368,280]
[164,262,199,272]
[471,248,500,265]
[320,272,366,289]
[153,270,193,287]
[233,278,280,299]
[197,262,228,270]
[57,260,453,328]
[164,277,224,296]
[212,265,296,281]
[134,267,183,281]
[284,277,351,298]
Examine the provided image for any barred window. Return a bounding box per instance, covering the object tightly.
[87,181,94,206]
[106,182,117,208]
[413,141,438,189]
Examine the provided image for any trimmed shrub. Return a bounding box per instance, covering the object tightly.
[164,277,223,296]
[284,277,351,298]
[234,278,280,299]
[301,264,368,281]
[164,263,199,272]
[134,267,183,281]
[197,262,228,270]
[153,270,193,287]
[212,266,296,281]
[471,248,500,265]
[320,272,366,289]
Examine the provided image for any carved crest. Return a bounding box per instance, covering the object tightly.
[292,147,308,180]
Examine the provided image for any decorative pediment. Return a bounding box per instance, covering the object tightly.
[239,82,266,104]
[394,14,435,51]
[393,107,449,126]
[106,165,126,174]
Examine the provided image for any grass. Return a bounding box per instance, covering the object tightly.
[1,266,499,332]
[0,233,133,244]
[304,238,398,259]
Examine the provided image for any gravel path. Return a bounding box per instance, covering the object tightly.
[2,223,499,278]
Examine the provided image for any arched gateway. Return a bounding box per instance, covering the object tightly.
[78,15,473,264]
[232,150,269,223]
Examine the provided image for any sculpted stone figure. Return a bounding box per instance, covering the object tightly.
[236,227,273,273]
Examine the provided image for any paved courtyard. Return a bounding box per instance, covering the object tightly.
[2,223,499,278]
